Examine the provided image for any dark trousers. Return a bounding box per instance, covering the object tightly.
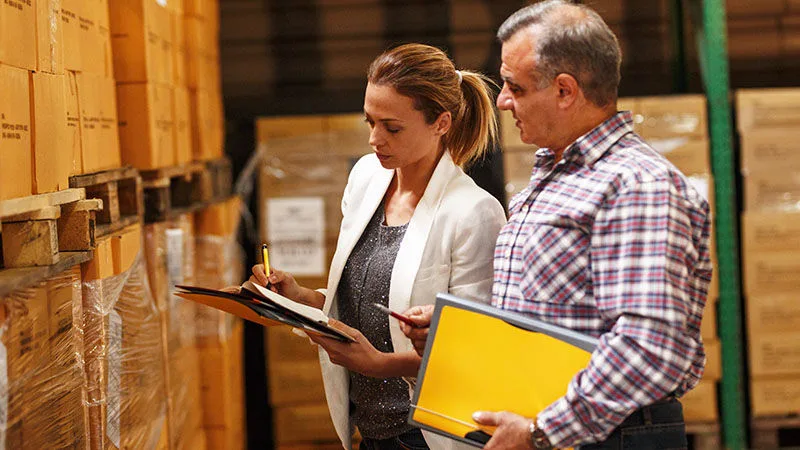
[578,398,687,450]
[359,428,429,450]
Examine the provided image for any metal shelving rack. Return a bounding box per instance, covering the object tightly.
[687,0,747,448]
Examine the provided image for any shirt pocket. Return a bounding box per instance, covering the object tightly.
[519,214,592,306]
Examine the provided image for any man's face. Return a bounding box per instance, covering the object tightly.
[497,29,557,148]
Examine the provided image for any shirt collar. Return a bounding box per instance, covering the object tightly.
[537,111,634,168]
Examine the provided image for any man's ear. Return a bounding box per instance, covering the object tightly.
[434,111,452,136]
[554,73,580,109]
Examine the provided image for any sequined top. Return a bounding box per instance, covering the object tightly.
[337,203,413,440]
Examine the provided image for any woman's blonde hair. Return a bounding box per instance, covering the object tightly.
[367,43,498,168]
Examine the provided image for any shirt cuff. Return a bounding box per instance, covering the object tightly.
[537,396,589,449]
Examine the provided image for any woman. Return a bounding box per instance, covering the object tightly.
[251,43,506,450]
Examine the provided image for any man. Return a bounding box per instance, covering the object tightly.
[400,1,712,449]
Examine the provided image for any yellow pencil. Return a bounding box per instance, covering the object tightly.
[262,244,271,284]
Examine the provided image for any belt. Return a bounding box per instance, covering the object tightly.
[617,396,683,428]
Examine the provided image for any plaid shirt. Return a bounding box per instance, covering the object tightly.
[492,112,712,448]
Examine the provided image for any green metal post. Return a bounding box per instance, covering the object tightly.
[689,0,747,448]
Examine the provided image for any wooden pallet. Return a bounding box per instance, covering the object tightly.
[0,189,99,296]
[752,416,800,449]
[687,422,721,450]
[69,166,143,238]
[140,157,233,223]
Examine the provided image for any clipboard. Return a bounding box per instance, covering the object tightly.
[174,282,356,342]
[408,293,598,447]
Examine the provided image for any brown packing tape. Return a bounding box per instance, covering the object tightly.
[0,64,33,200]
[35,0,65,74]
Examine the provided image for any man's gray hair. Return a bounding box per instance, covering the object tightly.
[497,0,621,107]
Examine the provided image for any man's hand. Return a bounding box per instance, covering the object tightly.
[307,319,387,377]
[472,411,535,450]
[398,304,435,356]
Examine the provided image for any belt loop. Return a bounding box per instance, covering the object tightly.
[642,405,653,425]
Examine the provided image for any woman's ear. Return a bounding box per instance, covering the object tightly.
[434,111,452,136]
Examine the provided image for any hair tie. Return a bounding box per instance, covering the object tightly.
[456,70,463,85]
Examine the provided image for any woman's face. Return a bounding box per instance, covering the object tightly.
[363,82,449,171]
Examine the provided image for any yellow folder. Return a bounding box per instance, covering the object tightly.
[409,293,597,447]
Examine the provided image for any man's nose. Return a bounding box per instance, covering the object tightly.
[496,89,512,110]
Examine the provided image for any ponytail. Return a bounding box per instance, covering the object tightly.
[447,71,499,168]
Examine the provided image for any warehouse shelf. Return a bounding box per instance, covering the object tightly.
[686,0,746,448]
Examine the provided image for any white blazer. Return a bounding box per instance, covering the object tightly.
[318,151,506,449]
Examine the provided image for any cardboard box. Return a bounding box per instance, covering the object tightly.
[0,0,37,70]
[749,333,800,377]
[36,0,64,73]
[648,138,711,176]
[750,377,800,417]
[742,211,800,254]
[61,0,84,71]
[76,72,121,173]
[172,85,192,164]
[327,113,373,157]
[736,88,800,133]
[190,88,223,160]
[269,361,327,407]
[743,250,800,296]
[171,10,186,86]
[198,321,245,434]
[681,381,718,422]
[0,64,33,200]
[31,72,69,194]
[637,95,707,140]
[195,197,240,237]
[266,326,320,365]
[111,223,141,275]
[273,403,339,445]
[747,294,800,337]
[701,300,717,341]
[502,148,537,201]
[740,129,800,175]
[79,0,104,76]
[256,115,328,154]
[110,0,173,83]
[117,82,175,169]
[64,71,82,175]
[703,339,721,381]
[499,109,537,150]
[743,171,800,213]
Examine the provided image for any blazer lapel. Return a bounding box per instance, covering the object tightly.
[323,165,393,316]
[387,152,458,349]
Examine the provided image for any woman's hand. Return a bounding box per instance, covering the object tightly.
[307,319,387,377]
[250,265,324,308]
[398,305,435,356]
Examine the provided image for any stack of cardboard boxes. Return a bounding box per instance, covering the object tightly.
[80,223,169,449]
[499,95,721,422]
[194,197,246,449]
[144,215,207,449]
[738,88,800,417]
[0,0,119,201]
[258,114,372,448]
[109,0,222,170]
[0,268,88,448]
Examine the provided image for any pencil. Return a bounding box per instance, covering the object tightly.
[262,244,271,283]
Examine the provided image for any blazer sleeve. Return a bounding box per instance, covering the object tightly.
[448,196,507,304]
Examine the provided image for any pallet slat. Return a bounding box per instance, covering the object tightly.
[0,251,93,297]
